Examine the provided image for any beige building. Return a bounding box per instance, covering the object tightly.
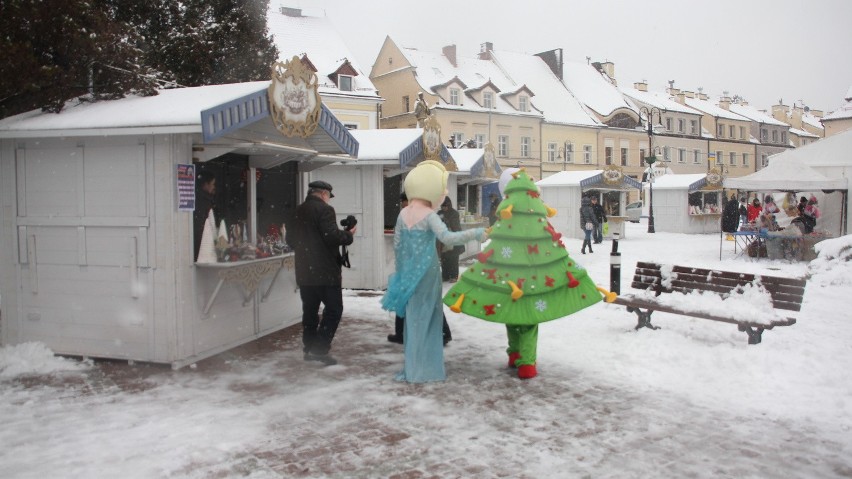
[771,101,824,147]
[821,86,852,137]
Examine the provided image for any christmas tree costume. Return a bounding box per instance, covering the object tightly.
[382,160,486,383]
[443,169,613,379]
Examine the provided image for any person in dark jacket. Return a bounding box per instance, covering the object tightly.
[285,180,355,366]
[438,197,463,282]
[590,196,606,243]
[738,198,748,229]
[193,170,217,261]
[579,196,598,254]
[721,194,740,233]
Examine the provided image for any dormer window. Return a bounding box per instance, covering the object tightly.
[450,88,460,106]
[338,74,353,92]
[519,95,529,112]
[483,91,493,109]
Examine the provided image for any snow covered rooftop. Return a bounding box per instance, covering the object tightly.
[348,129,422,161]
[266,7,378,99]
[650,173,709,190]
[561,61,636,119]
[788,126,820,139]
[823,99,852,121]
[619,87,700,116]
[0,82,269,136]
[536,169,601,186]
[684,97,751,122]
[728,103,789,127]
[447,148,483,173]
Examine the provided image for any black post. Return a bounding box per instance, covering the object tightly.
[610,233,621,295]
[647,118,656,234]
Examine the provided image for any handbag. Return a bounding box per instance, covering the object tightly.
[585,222,593,231]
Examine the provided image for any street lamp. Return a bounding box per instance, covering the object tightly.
[639,106,666,233]
[556,141,574,170]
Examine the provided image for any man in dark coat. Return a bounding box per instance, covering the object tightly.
[590,196,606,244]
[193,170,217,261]
[285,180,354,365]
[722,194,740,233]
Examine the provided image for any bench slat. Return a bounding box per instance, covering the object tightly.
[612,295,797,329]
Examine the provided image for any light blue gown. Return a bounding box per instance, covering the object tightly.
[382,212,484,383]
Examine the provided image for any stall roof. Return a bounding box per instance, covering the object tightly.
[448,148,501,185]
[763,127,852,168]
[347,128,453,173]
[652,174,717,192]
[449,148,484,174]
[537,169,642,190]
[724,156,847,191]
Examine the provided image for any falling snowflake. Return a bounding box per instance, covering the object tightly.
[535,299,547,312]
[501,246,513,258]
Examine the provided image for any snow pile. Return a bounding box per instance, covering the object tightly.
[634,281,783,324]
[0,342,89,378]
[809,234,852,286]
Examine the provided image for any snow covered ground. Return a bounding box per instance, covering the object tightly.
[2,223,851,478]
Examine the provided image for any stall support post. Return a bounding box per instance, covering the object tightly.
[610,232,621,295]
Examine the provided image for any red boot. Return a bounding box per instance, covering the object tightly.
[507,352,521,368]
[517,364,537,379]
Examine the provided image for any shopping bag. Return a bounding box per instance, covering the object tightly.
[603,222,609,235]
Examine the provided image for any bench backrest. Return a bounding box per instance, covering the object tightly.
[630,261,807,312]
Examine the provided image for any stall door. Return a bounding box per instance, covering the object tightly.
[15,143,153,360]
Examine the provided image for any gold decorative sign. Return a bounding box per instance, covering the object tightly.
[422,114,442,162]
[483,142,500,179]
[602,165,625,185]
[268,56,321,138]
[705,168,722,187]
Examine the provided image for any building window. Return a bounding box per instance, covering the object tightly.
[451,132,464,147]
[498,135,508,156]
[663,146,671,162]
[605,146,613,165]
[402,95,410,113]
[547,143,557,162]
[718,124,724,137]
[475,134,485,148]
[344,123,358,130]
[781,131,787,144]
[519,95,529,112]
[564,143,574,163]
[621,147,628,166]
[729,152,736,166]
[678,119,685,133]
[583,145,592,164]
[678,148,686,163]
[665,118,672,131]
[716,150,723,165]
[639,148,646,163]
[450,88,460,106]
[338,75,353,91]
[483,91,493,109]
[760,128,768,141]
[693,149,701,164]
[690,120,698,135]
[739,126,745,139]
[729,125,735,138]
[772,130,778,143]
[521,137,530,157]
[761,154,769,167]
[742,153,749,166]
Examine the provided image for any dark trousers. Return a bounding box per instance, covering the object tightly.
[394,314,452,341]
[300,285,343,355]
[593,221,603,243]
[440,251,460,280]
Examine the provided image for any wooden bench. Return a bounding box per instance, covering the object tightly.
[612,262,807,344]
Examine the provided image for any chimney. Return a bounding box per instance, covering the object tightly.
[810,109,824,118]
[600,61,615,80]
[719,92,731,110]
[698,91,708,101]
[535,48,564,80]
[442,45,457,67]
[683,91,695,99]
[634,81,648,92]
[280,7,302,17]
[676,92,686,104]
[479,42,493,60]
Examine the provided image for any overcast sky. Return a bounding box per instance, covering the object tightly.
[281,0,851,113]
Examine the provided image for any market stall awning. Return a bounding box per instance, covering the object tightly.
[652,173,721,193]
[724,157,848,191]
[538,168,641,191]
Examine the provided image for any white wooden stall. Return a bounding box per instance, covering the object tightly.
[643,173,723,234]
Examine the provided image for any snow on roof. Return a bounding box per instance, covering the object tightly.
[348,128,421,160]
[489,50,599,126]
[619,87,700,115]
[447,148,483,173]
[266,8,378,98]
[684,97,751,122]
[651,173,708,189]
[788,126,820,139]
[0,82,269,135]
[401,47,538,117]
[561,62,636,118]
[801,112,824,130]
[765,127,852,168]
[822,99,852,121]
[727,103,789,127]
[536,169,601,186]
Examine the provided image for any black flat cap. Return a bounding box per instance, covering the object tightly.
[309,180,334,198]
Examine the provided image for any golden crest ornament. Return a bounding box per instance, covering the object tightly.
[268,56,321,138]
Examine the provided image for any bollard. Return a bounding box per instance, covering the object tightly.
[610,232,621,295]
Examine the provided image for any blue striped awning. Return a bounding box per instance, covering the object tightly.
[688,177,707,192]
[399,137,452,169]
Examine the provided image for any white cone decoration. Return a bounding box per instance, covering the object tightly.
[217,219,228,242]
[196,209,218,263]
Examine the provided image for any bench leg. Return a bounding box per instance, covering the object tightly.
[626,306,660,331]
[738,325,764,345]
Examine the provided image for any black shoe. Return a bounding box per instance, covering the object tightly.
[443,335,452,346]
[304,352,338,366]
[387,334,403,344]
